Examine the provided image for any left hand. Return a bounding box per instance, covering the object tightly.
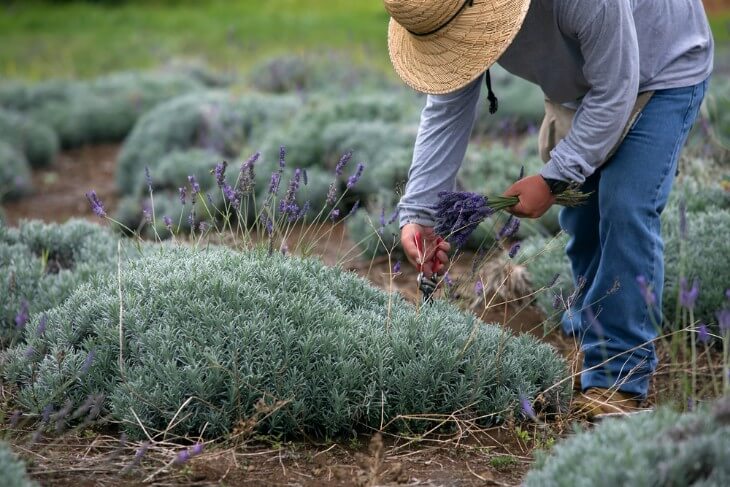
[503,175,556,218]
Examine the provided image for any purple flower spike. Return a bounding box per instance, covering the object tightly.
[335,151,353,176]
[174,449,191,465]
[135,442,150,463]
[15,300,29,329]
[326,182,338,206]
[697,323,710,344]
[188,175,201,197]
[508,241,521,259]
[329,208,340,222]
[85,191,107,218]
[475,279,484,295]
[191,443,204,456]
[199,221,210,233]
[37,314,47,336]
[716,308,730,334]
[163,216,173,230]
[498,216,521,239]
[179,187,187,205]
[239,152,259,195]
[443,272,453,287]
[434,191,495,249]
[24,346,35,359]
[346,163,365,189]
[80,350,95,375]
[392,261,401,274]
[679,277,700,311]
[379,208,386,228]
[268,171,282,195]
[387,208,400,226]
[347,200,360,217]
[636,275,656,307]
[519,393,537,420]
[279,146,287,169]
[214,161,227,188]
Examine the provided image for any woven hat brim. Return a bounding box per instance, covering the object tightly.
[388,0,531,95]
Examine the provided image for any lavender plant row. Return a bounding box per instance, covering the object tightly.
[2,245,570,439]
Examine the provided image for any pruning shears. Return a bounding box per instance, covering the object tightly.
[414,232,445,304]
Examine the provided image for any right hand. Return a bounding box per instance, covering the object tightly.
[400,224,450,278]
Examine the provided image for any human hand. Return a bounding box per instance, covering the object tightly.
[400,223,450,278]
[503,175,556,218]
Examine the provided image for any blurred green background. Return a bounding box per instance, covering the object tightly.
[0,0,726,80]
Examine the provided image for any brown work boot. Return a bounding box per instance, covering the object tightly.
[572,388,644,419]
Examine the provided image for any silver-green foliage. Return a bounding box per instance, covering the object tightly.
[3,245,569,439]
[117,92,301,195]
[0,109,58,168]
[662,206,730,330]
[0,219,120,347]
[0,72,207,149]
[524,397,730,487]
[0,442,37,487]
[0,142,32,201]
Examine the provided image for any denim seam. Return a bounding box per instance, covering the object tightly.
[640,83,700,338]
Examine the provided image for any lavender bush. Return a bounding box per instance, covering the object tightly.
[0,71,211,148]
[116,91,301,194]
[2,245,569,439]
[524,396,730,487]
[0,219,123,347]
[0,142,32,201]
[0,442,37,487]
[0,109,58,168]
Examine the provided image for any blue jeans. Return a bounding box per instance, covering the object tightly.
[559,79,708,398]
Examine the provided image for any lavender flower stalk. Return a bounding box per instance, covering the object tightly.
[346,163,365,189]
[85,191,107,218]
[434,191,494,249]
[335,151,353,176]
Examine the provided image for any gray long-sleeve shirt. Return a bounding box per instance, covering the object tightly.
[399,0,714,228]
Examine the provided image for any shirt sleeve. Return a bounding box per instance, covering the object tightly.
[398,74,482,228]
[540,0,640,183]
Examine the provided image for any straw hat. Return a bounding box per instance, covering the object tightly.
[385,0,531,94]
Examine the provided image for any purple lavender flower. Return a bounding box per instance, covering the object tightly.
[698,323,710,344]
[37,314,47,336]
[279,169,303,222]
[679,277,700,311]
[191,443,204,456]
[519,393,537,420]
[163,216,173,230]
[145,166,153,192]
[379,207,386,228]
[199,221,210,233]
[329,208,341,222]
[223,183,239,209]
[15,300,29,329]
[80,350,95,375]
[434,191,495,249]
[24,346,35,359]
[265,216,274,236]
[85,191,107,218]
[552,293,563,310]
[179,187,187,205]
[268,171,282,195]
[475,279,484,295]
[142,205,152,224]
[508,241,521,259]
[206,192,214,206]
[716,308,730,334]
[238,152,259,195]
[188,209,196,229]
[347,200,360,217]
[679,199,688,240]
[214,161,228,188]
[188,175,201,199]
[335,151,353,176]
[346,163,365,189]
[298,201,311,220]
[326,182,338,206]
[392,261,401,274]
[279,146,287,169]
[636,275,656,307]
[498,216,521,239]
[174,449,191,465]
[387,208,400,226]
[134,442,150,464]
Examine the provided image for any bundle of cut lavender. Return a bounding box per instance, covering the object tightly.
[434,188,590,248]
